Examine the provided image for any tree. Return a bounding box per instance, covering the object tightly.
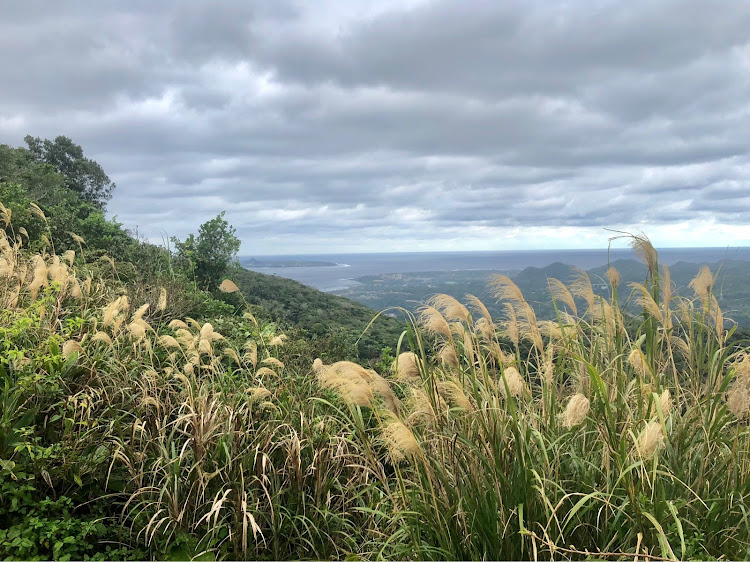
[24,135,115,209]
[173,212,241,290]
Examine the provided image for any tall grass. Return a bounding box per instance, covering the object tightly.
[346,234,750,560]
[2,202,750,560]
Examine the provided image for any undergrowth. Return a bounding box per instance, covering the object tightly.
[1,199,749,560]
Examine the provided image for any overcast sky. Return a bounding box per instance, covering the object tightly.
[1,1,749,255]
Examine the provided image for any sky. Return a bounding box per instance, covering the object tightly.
[1,0,749,255]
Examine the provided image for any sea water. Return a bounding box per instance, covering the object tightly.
[240,247,750,292]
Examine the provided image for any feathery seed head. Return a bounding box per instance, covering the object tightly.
[726,356,750,419]
[606,267,621,288]
[103,295,128,328]
[548,278,578,316]
[658,389,673,417]
[91,331,112,345]
[69,278,82,299]
[489,274,526,304]
[269,334,287,346]
[200,322,214,341]
[244,341,258,367]
[630,282,664,324]
[474,317,496,340]
[219,279,240,293]
[158,335,181,349]
[499,366,527,399]
[318,367,374,408]
[222,348,240,366]
[428,294,471,323]
[563,393,590,428]
[628,348,651,377]
[248,387,272,403]
[571,270,595,314]
[631,235,659,279]
[406,387,445,427]
[62,340,84,359]
[635,421,664,460]
[157,288,168,312]
[394,351,421,383]
[29,203,47,222]
[689,266,714,300]
[127,320,148,341]
[169,319,189,330]
[438,378,473,411]
[132,303,150,321]
[0,202,10,227]
[502,303,520,348]
[381,415,421,463]
[262,357,284,370]
[466,294,493,325]
[438,343,459,367]
[62,250,75,267]
[256,366,279,379]
[418,305,453,340]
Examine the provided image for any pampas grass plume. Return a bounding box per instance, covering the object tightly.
[499,366,527,398]
[563,393,590,428]
[157,288,168,312]
[381,415,421,463]
[394,352,420,383]
[219,279,240,293]
[635,421,664,459]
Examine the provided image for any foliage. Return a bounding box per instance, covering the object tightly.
[233,267,405,361]
[172,212,241,292]
[24,135,115,210]
[4,137,750,559]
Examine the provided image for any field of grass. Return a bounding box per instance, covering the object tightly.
[2,204,749,560]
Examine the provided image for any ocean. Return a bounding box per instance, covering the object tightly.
[239,247,750,292]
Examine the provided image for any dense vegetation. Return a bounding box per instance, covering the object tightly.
[2,137,750,560]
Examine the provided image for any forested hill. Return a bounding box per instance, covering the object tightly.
[233,266,405,359]
[0,136,403,362]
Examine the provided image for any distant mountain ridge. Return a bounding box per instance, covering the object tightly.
[332,256,750,327]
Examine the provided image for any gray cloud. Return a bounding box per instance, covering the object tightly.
[1,0,749,253]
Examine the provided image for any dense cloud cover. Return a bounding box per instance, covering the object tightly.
[1,0,749,253]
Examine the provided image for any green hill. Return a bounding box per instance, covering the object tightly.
[233,267,405,359]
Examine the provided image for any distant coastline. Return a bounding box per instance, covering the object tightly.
[243,257,341,268]
[240,247,750,292]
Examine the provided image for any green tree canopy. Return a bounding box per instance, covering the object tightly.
[24,135,115,209]
[173,211,241,291]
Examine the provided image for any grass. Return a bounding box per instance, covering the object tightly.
[2,203,750,560]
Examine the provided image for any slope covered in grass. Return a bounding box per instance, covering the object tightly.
[233,266,404,360]
[3,138,750,560]
[3,207,750,559]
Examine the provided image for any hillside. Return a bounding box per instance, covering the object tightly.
[233,267,405,359]
[3,136,750,560]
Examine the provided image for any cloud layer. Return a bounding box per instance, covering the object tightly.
[1,0,749,253]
